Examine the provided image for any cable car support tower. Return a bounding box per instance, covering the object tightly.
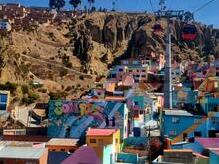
[154,0,185,109]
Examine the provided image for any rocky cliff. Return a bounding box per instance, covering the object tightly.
[69,12,219,70]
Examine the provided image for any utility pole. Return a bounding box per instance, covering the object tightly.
[164,20,172,109]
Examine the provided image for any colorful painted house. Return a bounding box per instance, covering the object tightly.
[108,65,127,82]
[62,146,101,164]
[210,150,219,164]
[172,87,198,108]
[126,65,148,83]
[162,110,205,143]
[86,128,120,164]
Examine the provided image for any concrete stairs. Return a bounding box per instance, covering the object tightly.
[172,117,207,143]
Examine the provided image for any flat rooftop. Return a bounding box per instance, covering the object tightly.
[164,110,195,116]
[46,138,79,147]
[0,146,46,159]
[87,128,118,136]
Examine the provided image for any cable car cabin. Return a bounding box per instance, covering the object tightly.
[182,24,197,41]
[153,24,163,34]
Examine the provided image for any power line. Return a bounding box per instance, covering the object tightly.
[192,0,217,14]
[148,0,154,12]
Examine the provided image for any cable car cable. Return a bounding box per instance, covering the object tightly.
[149,0,154,12]
[192,0,217,14]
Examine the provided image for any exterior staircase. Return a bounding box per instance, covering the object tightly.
[172,117,207,143]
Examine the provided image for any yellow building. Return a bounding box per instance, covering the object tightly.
[86,128,120,163]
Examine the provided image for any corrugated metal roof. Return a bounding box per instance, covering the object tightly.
[0,146,46,159]
[164,110,194,116]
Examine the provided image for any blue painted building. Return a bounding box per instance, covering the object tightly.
[172,88,198,108]
[162,110,203,141]
[210,150,219,164]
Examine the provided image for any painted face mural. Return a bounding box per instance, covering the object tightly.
[54,100,63,116]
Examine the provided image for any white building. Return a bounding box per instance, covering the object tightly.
[0,19,12,31]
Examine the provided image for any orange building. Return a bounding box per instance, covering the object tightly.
[86,128,120,163]
[46,138,79,153]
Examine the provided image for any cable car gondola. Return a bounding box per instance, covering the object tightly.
[153,24,163,34]
[182,24,197,41]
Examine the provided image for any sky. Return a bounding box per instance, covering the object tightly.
[2,0,219,28]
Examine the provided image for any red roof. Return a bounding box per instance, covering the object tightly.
[196,138,219,149]
[105,96,125,101]
[87,128,118,136]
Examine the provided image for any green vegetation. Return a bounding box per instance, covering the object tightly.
[19,64,29,75]
[22,92,39,105]
[0,82,17,93]
[59,68,68,77]
[79,75,84,80]
[21,84,29,94]
[49,91,67,100]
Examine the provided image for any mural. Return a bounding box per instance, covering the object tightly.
[48,100,127,139]
[48,100,105,138]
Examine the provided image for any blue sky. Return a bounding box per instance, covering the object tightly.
[2,0,219,28]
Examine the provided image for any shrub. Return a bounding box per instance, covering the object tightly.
[65,86,72,92]
[59,68,68,77]
[0,82,17,93]
[22,92,39,105]
[79,75,84,80]
[19,64,29,75]
[38,88,47,93]
[49,91,67,100]
[21,85,29,94]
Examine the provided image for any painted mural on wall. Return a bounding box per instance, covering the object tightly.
[48,100,126,138]
[48,100,105,138]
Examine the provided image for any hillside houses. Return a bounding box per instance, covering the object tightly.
[0,3,74,31]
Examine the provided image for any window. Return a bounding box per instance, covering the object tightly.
[136,75,140,78]
[119,69,123,72]
[169,131,176,135]
[69,149,75,153]
[0,94,7,103]
[194,131,202,137]
[134,101,139,106]
[115,138,118,144]
[141,75,146,78]
[90,139,96,143]
[142,70,146,72]
[111,74,116,78]
[60,148,65,151]
[194,119,201,124]
[172,117,180,123]
[99,139,104,146]
[129,70,132,72]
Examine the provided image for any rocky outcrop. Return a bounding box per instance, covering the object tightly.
[69,12,219,72]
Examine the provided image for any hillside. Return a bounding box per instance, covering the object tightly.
[0,12,218,106]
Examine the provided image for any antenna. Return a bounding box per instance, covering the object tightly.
[159,0,166,11]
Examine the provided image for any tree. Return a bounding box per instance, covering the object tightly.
[69,0,81,11]
[49,0,65,11]
[88,0,95,11]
